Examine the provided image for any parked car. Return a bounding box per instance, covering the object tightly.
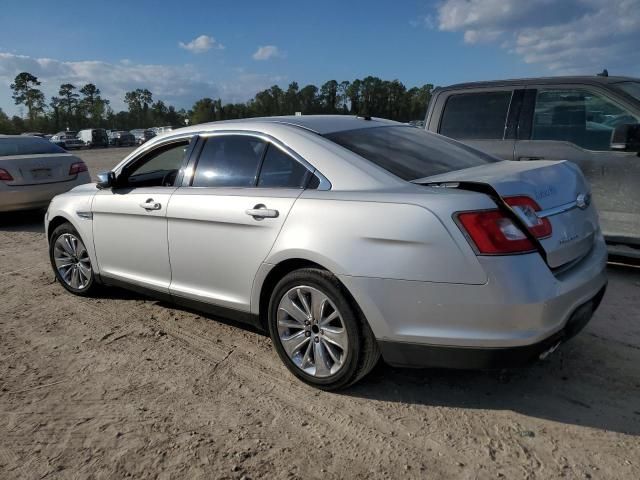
[152,126,174,136]
[0,135,90,212]
[130,129,156,145]
[45,116,607,389]
[425,75,640,258]
[77,128,109,148]
[50,131,84,150]
[108,130,136,147]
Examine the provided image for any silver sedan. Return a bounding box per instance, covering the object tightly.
[44,116,607,389]
[1,135,91,212]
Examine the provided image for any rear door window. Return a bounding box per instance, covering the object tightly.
[257,144,312,188]
[439,91,513,140]
[192,135,266,188]
[531,88,640,151]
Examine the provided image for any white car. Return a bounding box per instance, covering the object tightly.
[45,116,607,389]
[50,131,84,150]
[77,128,109,148]
[0,135,90,212]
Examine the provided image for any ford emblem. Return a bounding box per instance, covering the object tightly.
[576,193,591,209]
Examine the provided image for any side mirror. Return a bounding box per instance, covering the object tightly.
[611,123,640,152]
[96,171,116,189]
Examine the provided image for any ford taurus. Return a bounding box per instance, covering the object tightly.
[45,116,607,389]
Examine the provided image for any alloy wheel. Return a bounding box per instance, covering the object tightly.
[53,233,92,290]
[276,285,349,378]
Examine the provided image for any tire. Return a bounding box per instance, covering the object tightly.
[268,268,380,390]
[48,222,98,296]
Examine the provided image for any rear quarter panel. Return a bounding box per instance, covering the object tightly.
[264,192,489,285]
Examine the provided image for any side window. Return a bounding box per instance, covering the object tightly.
[192,135,266,188]
[531,89,640,151]
[439,91,512,140]
[257,144,312,188]
[121,140,189,188]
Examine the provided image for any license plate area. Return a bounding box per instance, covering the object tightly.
[31,168,52,179]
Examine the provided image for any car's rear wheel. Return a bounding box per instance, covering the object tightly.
[49,223,97,296]
[268,268,379,390]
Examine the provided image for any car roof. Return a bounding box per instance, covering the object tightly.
[437,75,639,91]
[0,134,47,140]
[193,115,401,135]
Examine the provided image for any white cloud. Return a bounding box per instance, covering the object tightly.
[179,35,224,53]
[435,0,640,74]
[219,71,287,100]
[0,52,283,115]
[252,45,282,61]
[410,15,435,29]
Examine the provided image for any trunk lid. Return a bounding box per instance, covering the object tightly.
[416,160,598,268]
[1,153,81,186]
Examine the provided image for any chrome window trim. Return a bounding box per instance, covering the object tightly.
[190,130,331,191]
[113,132,197,177]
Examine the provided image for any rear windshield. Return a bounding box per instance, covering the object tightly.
[324,126,499,181]
[0,137,67,157]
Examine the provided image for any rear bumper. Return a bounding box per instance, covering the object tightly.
[0,174,91,212]
[339,232,608,355]
[379,284,606,369]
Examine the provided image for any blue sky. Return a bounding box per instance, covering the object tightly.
[1,0,638,115]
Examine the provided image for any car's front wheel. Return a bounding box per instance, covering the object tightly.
[268,268,380,390]
[49,223,97,296]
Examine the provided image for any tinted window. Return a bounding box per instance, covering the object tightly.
[325,126,499,181]
[122,140,189,188]
[192,135,266,187]
[439,91,512,139]
[615,81,640,102]
[258,144,311,188]
[0,137,66,156]
[532,89,640,151]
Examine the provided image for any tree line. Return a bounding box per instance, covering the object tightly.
[1,71,433,134]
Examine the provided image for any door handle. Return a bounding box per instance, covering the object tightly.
[246,204,279,219]
[519,156,544,161]
[139,199,162,211]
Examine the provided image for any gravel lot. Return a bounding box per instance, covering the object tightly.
[1,147,639,479]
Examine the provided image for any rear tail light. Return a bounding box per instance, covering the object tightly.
[69,162,88,175]
[457,210,535,254]
[504,196,552,239]
[456,196,552,255]
[0,168,14,181]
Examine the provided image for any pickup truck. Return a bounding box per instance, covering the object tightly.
[425,75,640,258]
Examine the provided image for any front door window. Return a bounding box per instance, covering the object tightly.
[531,89,639,151]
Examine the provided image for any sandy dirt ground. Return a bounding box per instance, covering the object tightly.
[0,147,639,479]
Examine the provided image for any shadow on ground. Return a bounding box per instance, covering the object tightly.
[347,264,640,437]
[88,265,640,437]
[92,285,267,337]
[0,210,45,233]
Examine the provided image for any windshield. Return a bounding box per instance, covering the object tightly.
[324,126,499,181]
[615,81,640,102]
[0,137,67,156]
